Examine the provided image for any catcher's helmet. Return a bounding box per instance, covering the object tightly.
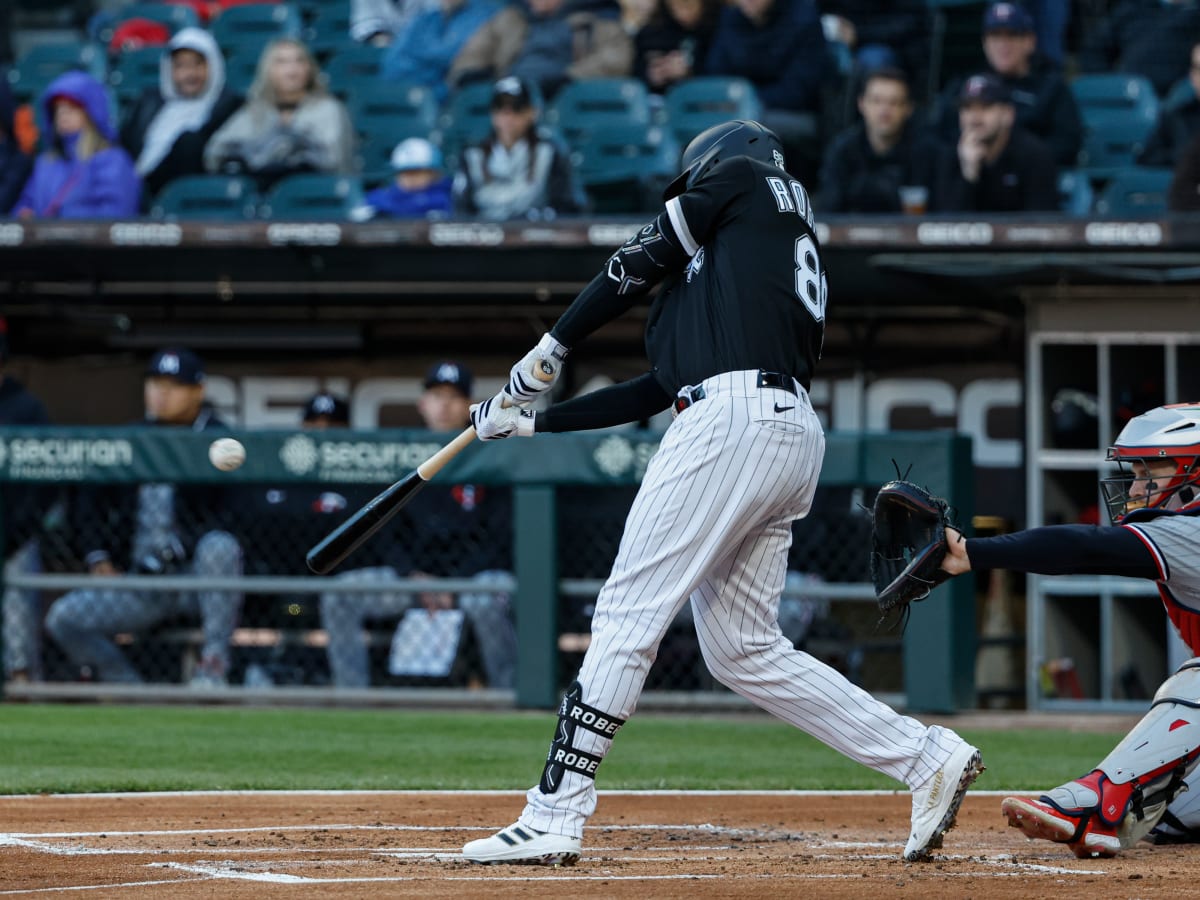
[1100,403,1200,523]
[662,119,785,200]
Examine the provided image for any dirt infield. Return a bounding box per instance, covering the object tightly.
[2,791,1196,898]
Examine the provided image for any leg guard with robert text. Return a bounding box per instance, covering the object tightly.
[1003,658,1200,856]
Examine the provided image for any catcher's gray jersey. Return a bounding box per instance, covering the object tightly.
[1123,511,1200,653]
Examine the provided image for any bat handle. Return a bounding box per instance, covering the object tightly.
[417,426,477,481]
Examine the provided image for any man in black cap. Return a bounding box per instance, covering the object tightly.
[0,320,52,683]
[45,347,244,687]
[452,76,586,221]
[933,72,1059,213]
[301,390,352,430]
[933,2,1082,168]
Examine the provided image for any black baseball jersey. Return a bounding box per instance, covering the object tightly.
[647,155,826,392]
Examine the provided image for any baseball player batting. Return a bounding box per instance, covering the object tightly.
[462,120,984,866]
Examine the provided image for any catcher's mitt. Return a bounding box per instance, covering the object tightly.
[870,479,956,615]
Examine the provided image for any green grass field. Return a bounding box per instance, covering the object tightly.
[0,704,1125,796]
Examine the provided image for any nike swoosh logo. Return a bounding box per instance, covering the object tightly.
[774,403,794,413]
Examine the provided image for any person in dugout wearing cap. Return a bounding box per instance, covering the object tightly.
[363,136,454,219]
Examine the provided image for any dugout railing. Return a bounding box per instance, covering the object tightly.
[0,427,973,711]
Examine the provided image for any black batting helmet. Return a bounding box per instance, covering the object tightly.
[663,119,785,200]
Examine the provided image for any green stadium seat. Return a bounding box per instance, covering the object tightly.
[151,174,262,220]
[323,45,386,98]
[7,43,105,104]
[346,81,439,143]
[545,78,651,145]
[434,81,497,168]
[1077,114,1154,180]
[108,46,164,107]
[223,48,263,95]
[663,77,763,148]
[1056,169,1094,217]
[570,122,680,214]
[1093,167,1174,217]
[211,2,304,59]
[259,172,366,219]
[304,6,356,61]
[1071,74,1159,135]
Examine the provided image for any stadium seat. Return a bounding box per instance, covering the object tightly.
[304,6,356,60]
[1164,77,1196,112]
[663,77,763,147]
[223,48,263,95]
[297,0,352,22]
[346,81,439,143]
[1056,169,1094,217]
[434,81,497,167]
[150,174,262,220]
[570,123,680,213]
[211,2,304,60]
[1077,114,1154,180]
[1093,167,1174,217]
[90,2,201,49]
[545,78,652,145]
[259,173,366,219]
[323,45,386,98]
[7,43,105,104]
[1071,74,1159,136]
[108,46,164,107]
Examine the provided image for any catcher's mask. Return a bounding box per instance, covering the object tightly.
[1100,402,1200,523]
[662,119,785,200]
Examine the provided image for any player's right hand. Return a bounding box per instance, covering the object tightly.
[505,332,568,406]
[471,392,520,440]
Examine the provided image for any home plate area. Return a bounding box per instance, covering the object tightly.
[1,791,1194,898]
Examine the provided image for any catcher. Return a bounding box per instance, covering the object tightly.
[875,403,1200,858]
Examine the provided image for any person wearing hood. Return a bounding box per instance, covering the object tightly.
[204,37,356,192]
[0,82,31,213]
[10,71,140,219]
[119,27,242,203]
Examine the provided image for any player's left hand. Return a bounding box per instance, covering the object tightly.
[470,392,536,441]
[505,333,568,406]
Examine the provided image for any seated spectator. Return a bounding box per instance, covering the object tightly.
[449,0,633,100]
[634,0,719,96]
[1079,0,1200,98]
[1139,40,1200,168]
[704,0,827,172]
[120,28,243,203]
[817,0,930,87]
[381,0,501,102]
[453,76,586,220]
[933,73,1058,213]
[45,348,244,686]
[10,72,140,219]
[0,82,31,214]
[365,137,454,218]
[932,3,1081,168]
[1168,131,1200,211]
[320,364,517,689]
[204,38,356,192]
[352,0,438,45]
[815,67,942,214]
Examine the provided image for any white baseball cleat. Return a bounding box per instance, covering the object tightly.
[462,822,581,866]
[904,741,985,861]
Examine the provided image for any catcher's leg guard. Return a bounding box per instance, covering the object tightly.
[1004,659,1200,857]
[538,681,626,794]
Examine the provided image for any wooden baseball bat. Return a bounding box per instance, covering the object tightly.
[305,361,554,575]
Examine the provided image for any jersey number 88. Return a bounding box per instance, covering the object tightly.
[794,234,828,322]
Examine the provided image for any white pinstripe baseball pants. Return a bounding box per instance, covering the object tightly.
[521,370,965,838]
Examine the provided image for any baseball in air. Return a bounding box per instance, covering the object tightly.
[208,438,246,472]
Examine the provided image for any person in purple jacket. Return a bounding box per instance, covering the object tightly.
[10,71,141,219]
[364,137,453,218]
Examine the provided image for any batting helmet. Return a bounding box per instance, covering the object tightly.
[662,119,785,200]
[1100,402,1200,523]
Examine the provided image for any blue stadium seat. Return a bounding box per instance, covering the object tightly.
[108,46,164,107]
[1071,74,1159,137]
[663,77,763,147]
[1164,77,1196,112]
[545,78,652,145]
[150,175,262,221]
[297,0,352,23]
[346,81,439,143]
[570,122,680,213]
[1093,167,1174,217]
[1056,169,1094,217]
[304,6,356,60]
[434,81,497,167]
[323,45,386,98]
[1077,114,1154,180]
[223,48,263,95]
[7,43,105,104]
[259,173,366,219]
[211,2,304,60]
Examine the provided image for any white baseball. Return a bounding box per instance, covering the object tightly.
[208,437,246,472]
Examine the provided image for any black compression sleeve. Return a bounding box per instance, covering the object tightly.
[537,373,672,433]
[966,525,1160,578]
[552,270,643,348]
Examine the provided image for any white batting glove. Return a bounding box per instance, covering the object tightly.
[505,332,568,406]
[470,392,537,440]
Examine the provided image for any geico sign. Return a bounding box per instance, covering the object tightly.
[1084,222,1163,245]
[916,222,994,245]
